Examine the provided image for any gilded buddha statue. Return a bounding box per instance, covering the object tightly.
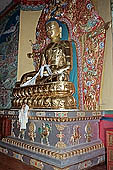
[12,18,77,109]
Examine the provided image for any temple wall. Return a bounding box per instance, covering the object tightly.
[17,10,41,81]
[93,0,113,110]
[0,0,112,110]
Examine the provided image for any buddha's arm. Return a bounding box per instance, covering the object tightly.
[20,71,37,84]
[40,53,46,66]
[15,71,37,87]
[55,40,73,74]
[65,41,73,71]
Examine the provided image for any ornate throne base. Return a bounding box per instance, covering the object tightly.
[0,109,105,170]
[12,81,76,109]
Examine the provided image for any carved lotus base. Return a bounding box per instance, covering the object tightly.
[12,81,77,109]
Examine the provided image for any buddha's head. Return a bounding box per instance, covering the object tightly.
[46,19,60,42]
[46,18,69,42]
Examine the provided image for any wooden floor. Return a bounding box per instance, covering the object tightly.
[0,152,107,170]
[0,152,39,170]
[87,163,107,170]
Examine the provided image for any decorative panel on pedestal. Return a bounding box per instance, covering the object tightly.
[0,109,105,170]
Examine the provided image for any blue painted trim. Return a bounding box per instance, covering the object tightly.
[70,41,79,108]
[20,5,44,11]
[59,20,79,108]
[101,117,113,122]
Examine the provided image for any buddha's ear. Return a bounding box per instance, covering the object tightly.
[60,27,62,38]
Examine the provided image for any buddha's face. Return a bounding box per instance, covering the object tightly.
[46,21,60,40]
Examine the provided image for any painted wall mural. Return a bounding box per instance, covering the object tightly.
[0,6,20,109]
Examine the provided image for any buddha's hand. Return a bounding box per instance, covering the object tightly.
[40,65,52,78]
[54,66,70,75]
